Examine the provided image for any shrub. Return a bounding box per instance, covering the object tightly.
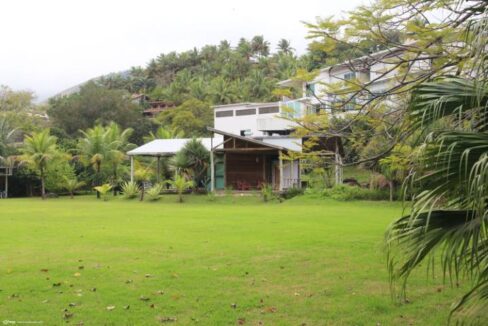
[121,181,140,199]
[282,187,304,199]
[321,184,392,201]
[146,183,164,201]
[93,184,112,201]
[207,191,217,202]
[260,183,274,202]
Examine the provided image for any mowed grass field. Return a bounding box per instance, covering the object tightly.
[0,195,465,325]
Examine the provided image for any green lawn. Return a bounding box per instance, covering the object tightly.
[0,195,464,325]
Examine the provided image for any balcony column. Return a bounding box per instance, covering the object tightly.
[279,151,283,191]
[210,135,215,192]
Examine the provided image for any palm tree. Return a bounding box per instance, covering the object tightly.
[21,130,58,199]
[386,78,488,323]
[276,39,294,55]
[62,176,85,199]
[178,138,210,189]
[143,126,184,143]
[251,35,270,58]
[135,165,153,201]
[167,174,193,203]
[104,122,133,195]
[93,183,112,201]
[210,77,237,105]
[0,117,16,160]
[237,38,253,60]
[78,125,107,198]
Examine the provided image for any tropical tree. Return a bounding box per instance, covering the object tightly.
[209,77,237,105]
[21,130,59,199]
[143,126,184,143]
[62,176,85,199]
[134,164,153,201]
[93,183,112,201]
[78,125,107,198]
[167,174,193,203]
[386,78,488,323]
[276,39,294,55]
[176,139,210,189]
[379,144,412,201]
[251,35,270,58]
[0,117,17,160]
[104,122,133,195]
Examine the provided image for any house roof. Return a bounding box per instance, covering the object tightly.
[277,43,413,88]
[127,137,223,156]
[213,102,279,110]
[207,127,301,152]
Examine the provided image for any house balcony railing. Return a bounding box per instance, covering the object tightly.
[279,99,308,119]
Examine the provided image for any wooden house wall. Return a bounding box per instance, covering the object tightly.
[225,153,271,189]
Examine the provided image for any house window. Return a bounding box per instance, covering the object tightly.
[306,83,316,97]
[258,106,279,114]
[344,72,356,81]
[215,110,233,118]
[235,108,256,116]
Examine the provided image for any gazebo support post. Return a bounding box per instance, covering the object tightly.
[130,156,134,183]
[156,156,161,183]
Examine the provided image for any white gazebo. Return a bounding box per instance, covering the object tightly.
[126,137,223,183]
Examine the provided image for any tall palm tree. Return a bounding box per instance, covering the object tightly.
[386,78,488,323]
[104,122,133,195]
[78,125,107,198]
[276,39,294,55]
[251,35,270,58]
[21,130,58,199]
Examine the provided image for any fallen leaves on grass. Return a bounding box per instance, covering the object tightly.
[73,272,81,277]
[106,305,116,311]
[40,268,49,272]
[157,316,177,323]
[261,306,277,314]
[63,312,73,319]
[140,295,150,301]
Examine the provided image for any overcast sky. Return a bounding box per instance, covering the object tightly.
[0,0,364,102]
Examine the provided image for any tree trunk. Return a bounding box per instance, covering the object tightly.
[140,183,145,201]
[389,180,394,202]
[113,166,117,196]
[96,163,101,199]
[70,191,74,199]
[41,175,46,200]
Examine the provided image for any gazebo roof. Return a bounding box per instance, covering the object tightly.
[127,137,223,157]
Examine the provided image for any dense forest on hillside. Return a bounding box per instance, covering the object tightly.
[98,36,302,105]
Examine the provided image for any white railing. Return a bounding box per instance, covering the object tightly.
[279,99,307,119]
[282,178,301,189]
